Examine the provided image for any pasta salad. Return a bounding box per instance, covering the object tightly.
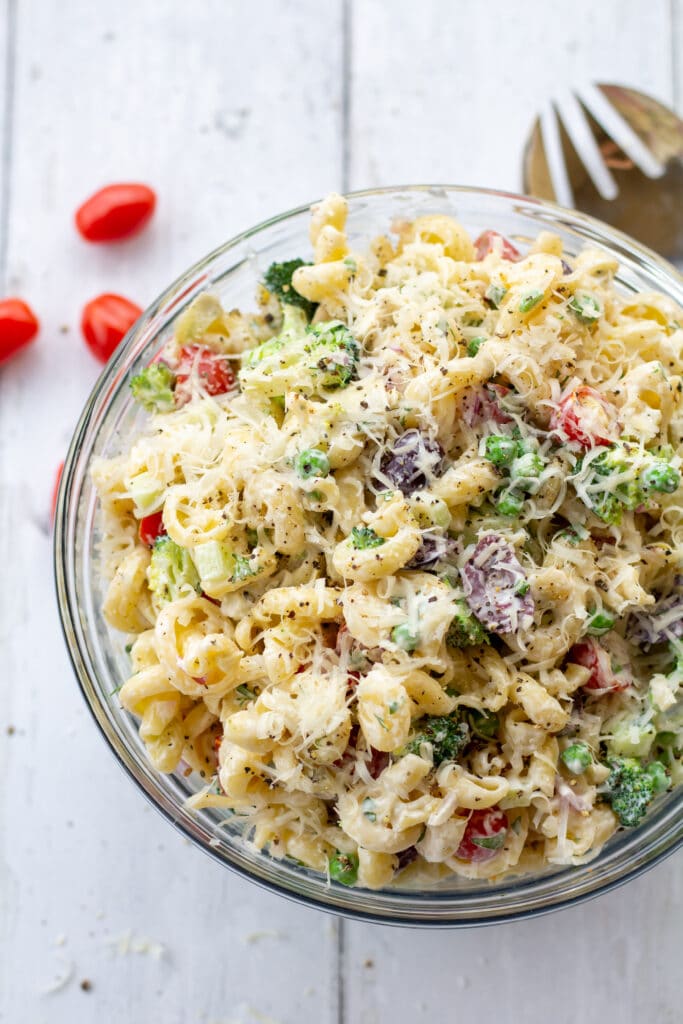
[93,193,683,888]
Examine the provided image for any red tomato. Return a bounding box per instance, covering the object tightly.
[81,293,142,362]
[474,230,521,261]
[138,511,166,547]
[553,386,618,447]
[569,639,629,693]
[0,298,39,365]
[51,461,64,522]
[175,345,236,399]
[75,183,156,242]
[456,808,509,863]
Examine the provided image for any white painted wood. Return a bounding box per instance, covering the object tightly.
[1,1,682,1022]
[0,2,343,1021]
[343,3,683,1022]
[344,859,683,1024]
[348,0,674,192]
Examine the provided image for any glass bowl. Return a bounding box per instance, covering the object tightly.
[54,185,683,926]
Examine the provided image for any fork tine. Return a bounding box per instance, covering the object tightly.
[577,83,665,179]
[556,90,619,201]
[539,103,575,209]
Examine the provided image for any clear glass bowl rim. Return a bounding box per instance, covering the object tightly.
[54,184,683,927]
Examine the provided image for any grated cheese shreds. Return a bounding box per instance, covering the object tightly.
[93,195,683,888]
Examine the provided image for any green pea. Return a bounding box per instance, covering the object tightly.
[514,580,530,596]
[392,623,420,651]
[329,851,359,886]
[568,292,601,324]
[561,742,592,775]
[640,461,680,495]
[484,435,518,467]
[295,448,330,480]
[519,290,544,313]
[467,336,486,357]
[496,491,524,517]
[587,611,615,636]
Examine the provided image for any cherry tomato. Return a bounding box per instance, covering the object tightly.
[138,511,166,547]
[81,293,142,362]
[0,298,39,365]
[553,386,618,447]
[175,345,236,399]
[569,639,629,693]
[456,807,509,863]
[474,230,521,262]
[51,461,64,522]
[75,183,156,242]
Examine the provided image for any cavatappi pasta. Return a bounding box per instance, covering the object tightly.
[93,194,683,888]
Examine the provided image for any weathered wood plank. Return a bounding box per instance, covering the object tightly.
[344,860,683,1024]
[344,3,681,1023]
[0,2,344,1021]
[348,0,674,191]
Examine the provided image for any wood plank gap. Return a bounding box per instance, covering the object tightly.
[336,917,346,1024]
[0,0,17,289]
[341,0,352,192]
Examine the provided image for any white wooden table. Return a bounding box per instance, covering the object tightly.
[1,2,682,1021]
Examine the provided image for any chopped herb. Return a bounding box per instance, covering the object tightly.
[568,292,601,324]
[519,290,544,313]
[467,336,486,357]
[351,526,385,549]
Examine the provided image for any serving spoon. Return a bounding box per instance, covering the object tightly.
[523,83,683,265]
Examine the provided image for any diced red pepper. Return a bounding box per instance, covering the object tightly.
[569,638,629,693]
[474,230,521,262]
[456,807,509,863]
[553,386,618,448]
[175,345,236,401]
[138,510,166,546]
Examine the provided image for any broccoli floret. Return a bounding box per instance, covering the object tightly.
[305,320,360,389]
[147,536,200,603]
[578,443,681,523]
[404,714,470,764]
[240,313,359,399]
[351,526,385,550]
[446,600,489,648]
[130,362,176,412]
[601,756,666,827]
[263,258,317,319]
